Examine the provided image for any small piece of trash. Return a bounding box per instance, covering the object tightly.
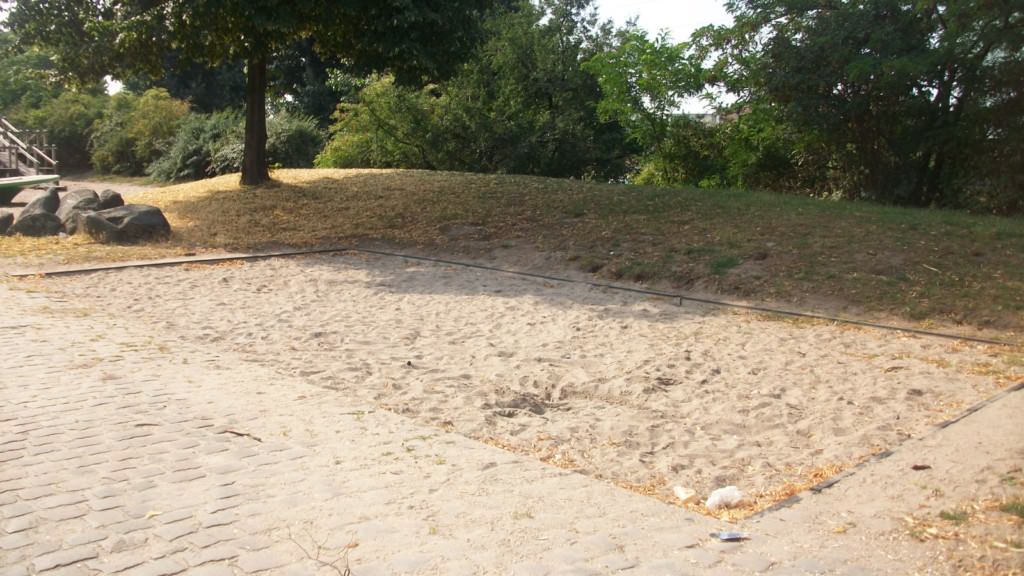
[144,510,163,519]
[911,464,932,471]
[706,486,746,510]
[710,531,749,542]
[672,486,697,504]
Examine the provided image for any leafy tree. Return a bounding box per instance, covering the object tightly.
[705,0,1024,211]
[17,91,107,172]
[319,0,635,180]
[0,31,62,112]
[584,29,703,155]
[122,56,247,114]
[90,88,190,175]
[8,0,496,185]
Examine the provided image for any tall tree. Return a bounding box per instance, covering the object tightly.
[705,0,1024,209]
[8,0,495,185]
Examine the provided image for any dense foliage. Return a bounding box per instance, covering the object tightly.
[318,0,635,180]
[2,0,1020,213]
[702,0,1024,212]
[8,0,496,184]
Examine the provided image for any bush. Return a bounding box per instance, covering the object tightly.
[90,89,189,175]
[210,111,324,174]
[15,91,107,172]
[147,110,242,182]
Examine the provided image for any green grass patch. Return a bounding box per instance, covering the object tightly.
[1000,499,1024,519]
[939,509,970,525]
[709,256,741,276]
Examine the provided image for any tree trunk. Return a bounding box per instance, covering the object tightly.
[241,54,269,186]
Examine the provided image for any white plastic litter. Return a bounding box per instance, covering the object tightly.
[705,486,745,510]
[672,486,697,504]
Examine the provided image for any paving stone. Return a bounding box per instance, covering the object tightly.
[88,498,124,512]
[18,485,55,501]
[154,521,198,542]
[233,535,273,551]
[186,527,238,549]
[65,530,108,547]
[205,497,242,514]
[154,509,193,525]
[35,493,87,510]
[186,566,235,576]
[85,509,127,528]
[0,565,29,576]
[198,511,236,528]
[236,549,292,573]
[39,504,89,522]
[186,545,239,566]
[42,567,91,576]
[165,470,205,483]
[32,546,99,572]
[730,552,774,573]
[108,517,151,535]
[101,535,148,555]
[90,486,122,499]
[0,532,33,550]
[2,514,38,534]
[1,502,34,519]
[685,548,721,568]
[210,486,242,500]
[122,557,186,576]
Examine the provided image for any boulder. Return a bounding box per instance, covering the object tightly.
[21,187,60,216]
[79,204,171,244]
[98,189,125,210]
[56,189,100,230]
[0,211,13,235]
[9,211,62,237]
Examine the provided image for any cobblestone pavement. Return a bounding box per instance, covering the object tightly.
[1,281,1001,575]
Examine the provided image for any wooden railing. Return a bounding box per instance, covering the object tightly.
[0,117,58,176]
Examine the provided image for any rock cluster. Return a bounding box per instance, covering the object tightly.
[0,187,171,243]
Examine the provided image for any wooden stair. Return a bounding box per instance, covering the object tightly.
[0,117,58,178]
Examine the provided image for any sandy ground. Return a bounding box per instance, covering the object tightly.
[39,252,1020,511]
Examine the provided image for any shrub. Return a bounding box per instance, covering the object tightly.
[16,91,107,172]
[210,111,324,174]
[90,89,189,175]
[147,110,242,182]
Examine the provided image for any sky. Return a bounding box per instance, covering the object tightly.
[594,0,733,43]
[594,0,733,112]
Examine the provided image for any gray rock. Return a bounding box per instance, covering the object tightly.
[79,204,171,244]
[21,187,60,216]
[98,189,125,210]
[9,211,62,237]
[56,189,100,230]
[0,211,12,235]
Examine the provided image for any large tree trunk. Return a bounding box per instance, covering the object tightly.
[241,54,269,186]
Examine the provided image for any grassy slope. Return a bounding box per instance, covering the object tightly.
[3,168,1022,336]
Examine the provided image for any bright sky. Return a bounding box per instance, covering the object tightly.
[594,0,733,112]
[594,0,733,43]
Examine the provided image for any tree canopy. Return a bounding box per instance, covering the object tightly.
[8,0,496,184]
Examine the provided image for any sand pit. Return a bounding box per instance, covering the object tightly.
[41,252,1019,515]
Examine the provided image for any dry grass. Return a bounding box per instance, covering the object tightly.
[903,496,1024,576]
[3,168,1022,338]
